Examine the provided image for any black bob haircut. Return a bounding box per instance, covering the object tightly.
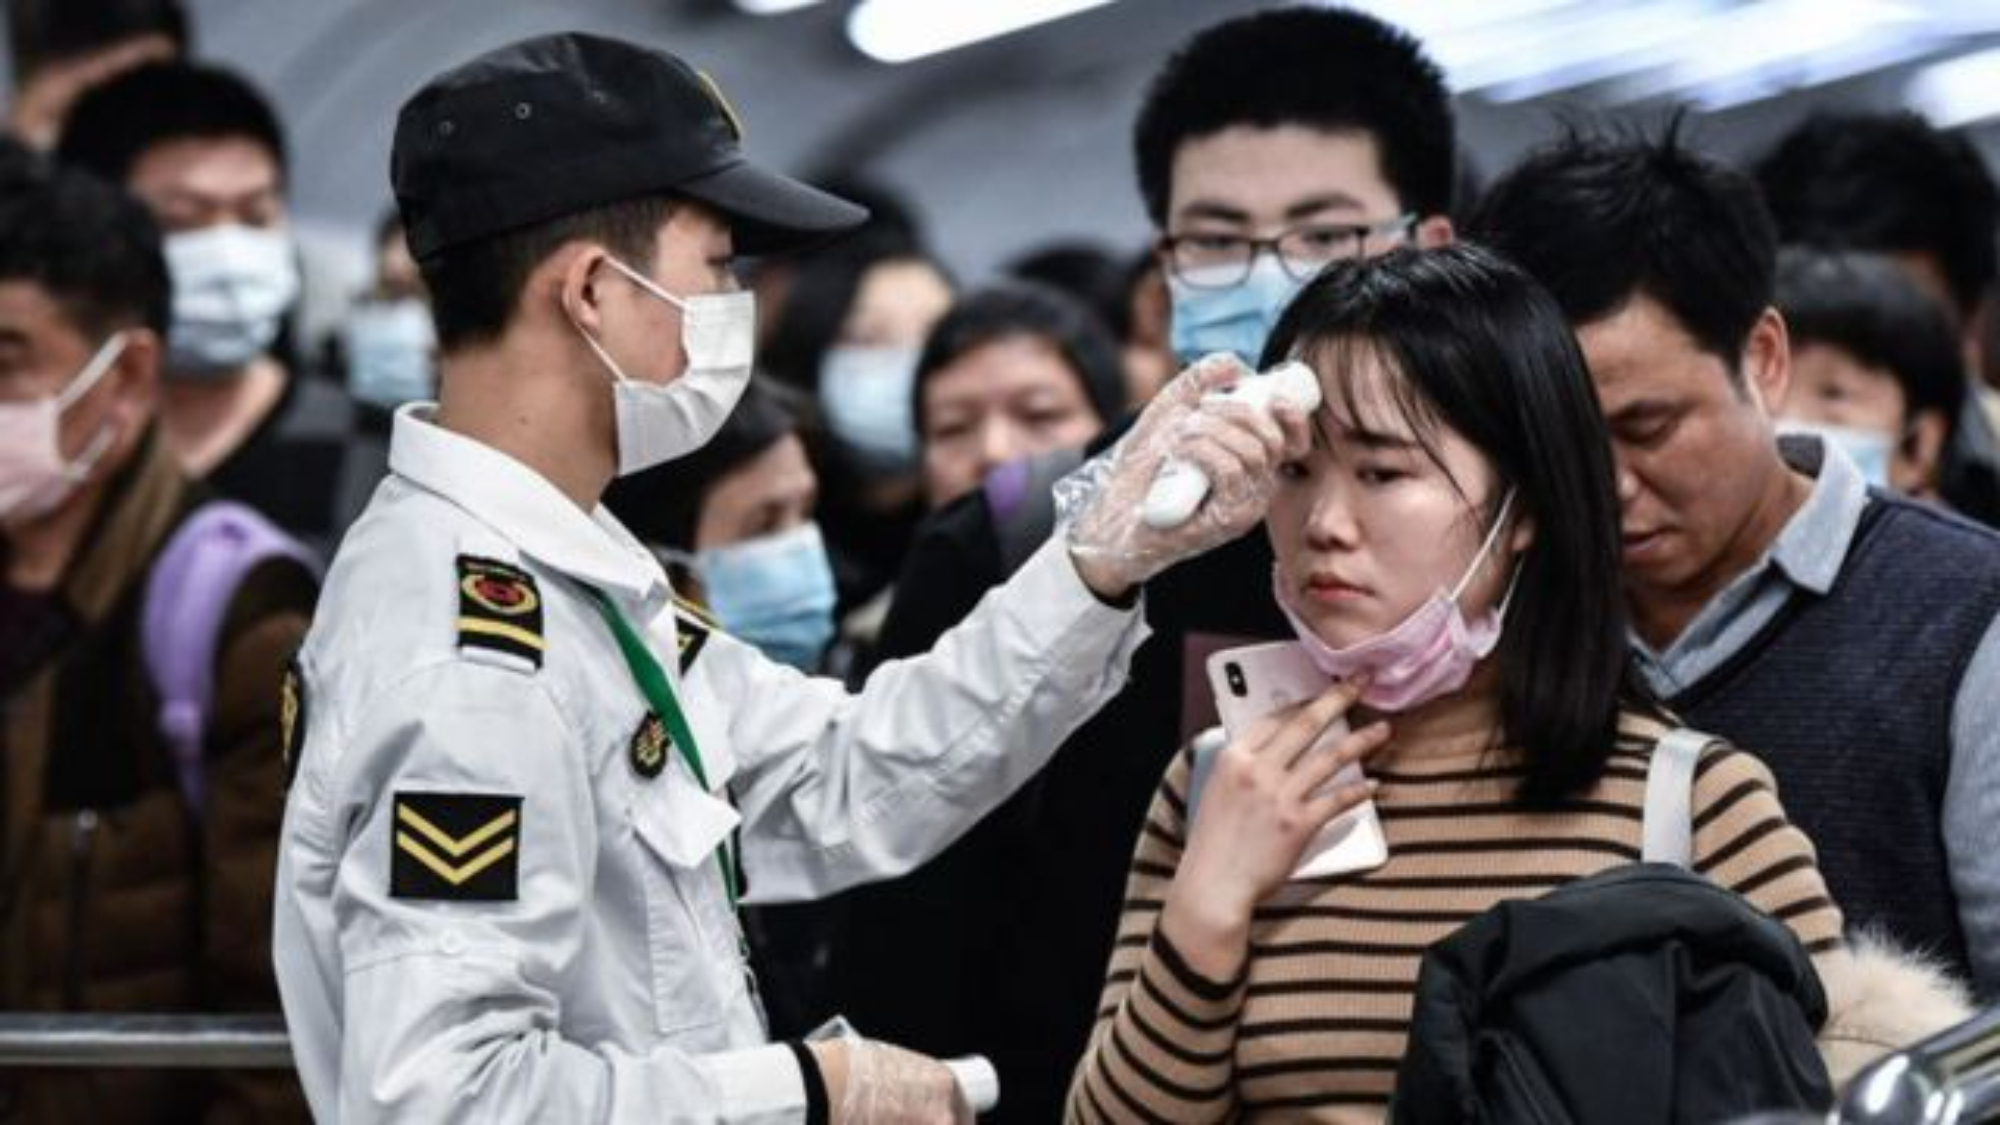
[1755,112,1998,319]
[7,0,186,82]
[56,60,287,184]
[0,161,171,340]
[601,375,804,552]
[1469,120,1777,374]
[912,281,1128,433]
[1776,248,1967,433]
[1262,244,1634,805]
[1134,7,1455,228]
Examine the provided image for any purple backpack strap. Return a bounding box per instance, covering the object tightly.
[141,501,318,814]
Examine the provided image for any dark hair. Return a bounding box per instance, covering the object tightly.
[913,281,1128,432]
[1755,112,1998,318]
[416,194,674,351]
[1469,121,1777,370]
[7,0,186,82]
[1776,248,1967,433]
[1005,240,1133,340]
[55,61,285,184]
[760,223,936,392]
[1133,7,1454,228]
[0,161,170,339]
[601,376,803,551]
[1263,244,1630,804]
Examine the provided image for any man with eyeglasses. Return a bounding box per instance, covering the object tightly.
[813,9,1460,1122]
[1144,10,1453,367]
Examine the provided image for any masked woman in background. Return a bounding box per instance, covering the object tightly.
[602,375,835,672]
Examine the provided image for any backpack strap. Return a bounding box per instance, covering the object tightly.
[141,501,318,814]
[984,446,1088,575]
[1642,727,1717,868]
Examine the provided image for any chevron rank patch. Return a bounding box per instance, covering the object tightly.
[456,556,543,669]
[390,792,522,902]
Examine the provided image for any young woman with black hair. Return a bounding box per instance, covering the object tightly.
[1067,245,1844,1123]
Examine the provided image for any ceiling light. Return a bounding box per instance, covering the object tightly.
[847,0,1118,64]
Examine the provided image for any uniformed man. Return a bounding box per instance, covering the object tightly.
[272,33,1304,1124]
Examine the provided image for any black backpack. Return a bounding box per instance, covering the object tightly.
[1391,732,1834,1124]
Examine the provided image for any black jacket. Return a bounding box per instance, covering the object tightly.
[1393,864,1833,1125]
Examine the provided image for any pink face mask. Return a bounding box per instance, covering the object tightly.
[0,333,128,523]
[1275,491,1519,712]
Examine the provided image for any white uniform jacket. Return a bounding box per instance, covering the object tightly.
[272,407,1149,1123]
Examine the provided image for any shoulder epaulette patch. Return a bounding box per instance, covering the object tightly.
[390,791,522,901]
[456,556,544,669]
[280,656,308,789]
[672,597,713,674]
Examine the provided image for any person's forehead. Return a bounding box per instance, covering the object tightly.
[1168,124,1399,225]
[929,336,1076,400]
[1575,297,1721,394]
[0,281,88,349]
[127,134,282,197]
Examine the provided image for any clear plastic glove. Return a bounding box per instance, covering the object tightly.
[828,1038,973,1124]
[1057,352,1312,594]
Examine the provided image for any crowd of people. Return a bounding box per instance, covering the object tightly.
[3,1,1999,1123]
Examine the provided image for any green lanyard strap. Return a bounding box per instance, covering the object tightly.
[590,590,739,909]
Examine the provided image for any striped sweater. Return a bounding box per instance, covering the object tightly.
[1066,711,1845,1123]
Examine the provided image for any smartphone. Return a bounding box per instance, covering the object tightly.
[1192,641,1388,879]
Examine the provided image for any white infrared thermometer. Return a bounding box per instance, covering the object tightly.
[1141,359,1322,529]
[945,1056,1000,1114]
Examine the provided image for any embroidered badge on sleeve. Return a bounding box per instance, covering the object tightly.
[390,792,522,902]
[456,556,544,669]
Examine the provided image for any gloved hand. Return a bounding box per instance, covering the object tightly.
[814,1037,973,1124]
[1059,352,1313,597]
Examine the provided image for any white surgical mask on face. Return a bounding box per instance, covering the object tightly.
[1776,419,1896,489]
[0,332,129,522]
[342,298,437,408]
[163,224,300,375]
[819,344,921,471]
[570,256,756,476]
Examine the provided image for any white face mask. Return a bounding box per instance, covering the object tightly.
[343,297,437,409]
[0,333,129,522]
[164,224,300,375]
[819,344,921,471]
[1776,419,1896,490]
[571,256,756,476]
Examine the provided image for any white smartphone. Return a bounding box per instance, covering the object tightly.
[1192,641,1388,879]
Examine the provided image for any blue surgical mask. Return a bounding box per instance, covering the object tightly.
[820,344,920,472]
[692,522,838,670]
[342,298,437,408]
[1167,256,1311,367]
[1778,419,1896,489]
[163,224,300,376]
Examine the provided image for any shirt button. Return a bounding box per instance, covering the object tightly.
[438,931,466,957]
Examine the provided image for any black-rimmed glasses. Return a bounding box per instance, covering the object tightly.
[1161,214,1417,289]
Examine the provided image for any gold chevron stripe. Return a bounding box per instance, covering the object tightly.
[396,804,518,858]
[457,617,545,651]
[396,832,516,886]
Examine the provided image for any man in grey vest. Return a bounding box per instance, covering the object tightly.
[1471,127,2000,998]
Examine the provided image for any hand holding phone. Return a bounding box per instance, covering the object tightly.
[1193,642,1391,880]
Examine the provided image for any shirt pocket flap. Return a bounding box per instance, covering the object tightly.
[632,774,741,869]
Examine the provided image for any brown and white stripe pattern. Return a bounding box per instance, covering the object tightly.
[1066,712,1844,1124]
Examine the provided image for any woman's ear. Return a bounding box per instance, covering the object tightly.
[103,328,160,425]
[1508,509,1536,554]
